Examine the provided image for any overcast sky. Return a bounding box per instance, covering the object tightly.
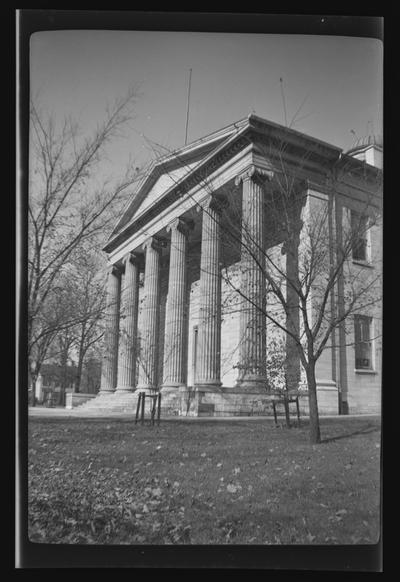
[30,29,383,176]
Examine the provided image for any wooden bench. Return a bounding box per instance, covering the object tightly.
[271,391,302,427]
[135,390,161,426]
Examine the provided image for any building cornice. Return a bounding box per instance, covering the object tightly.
[103,115,382,255]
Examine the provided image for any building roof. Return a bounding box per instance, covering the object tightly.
[104,114,380,255]
[346,133,383,155]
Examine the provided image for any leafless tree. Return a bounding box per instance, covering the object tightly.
[69,249,107,393]
[219,137,382,443]
[28,88,140,399]
[141,129,382,443]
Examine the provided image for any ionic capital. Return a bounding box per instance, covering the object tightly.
[166,217,195,237]
[142,236,167,252]
[235,165,274,187]
[122,251,143,268]
[107,264,121,277]
[197,193,229,214]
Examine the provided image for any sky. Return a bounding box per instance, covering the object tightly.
[30,29,383,178]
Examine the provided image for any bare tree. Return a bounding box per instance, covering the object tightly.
[141,129,382,443]
[28,88,140,398]
[218,139,382,443]
[68,249,107,393]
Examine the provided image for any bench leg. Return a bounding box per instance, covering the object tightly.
[272,402,278,426]
[296,398,301,425]
[157,394,161,425]
[141,393,145,425]
[150,397,156,425]
[284,397,291,428]
[135,393,142,424]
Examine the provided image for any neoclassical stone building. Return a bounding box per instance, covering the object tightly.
[81,114,382,416]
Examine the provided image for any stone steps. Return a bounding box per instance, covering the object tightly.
[69,391,180,416]
[73,392,139,413]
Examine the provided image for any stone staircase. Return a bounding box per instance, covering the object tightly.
[71,388,185,417]
[72,391,139,415]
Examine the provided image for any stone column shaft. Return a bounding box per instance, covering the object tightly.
[116,253,141,392]
[100,266,121,393]
[163,218,193,389]
[195,196,227,390]
[236,166,272,390]
[137,237,163,391]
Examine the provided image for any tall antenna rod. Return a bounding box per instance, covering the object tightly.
[184,68,192,145]
[279,77,288,127]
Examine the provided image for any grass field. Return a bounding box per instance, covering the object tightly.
[27,416,381,545]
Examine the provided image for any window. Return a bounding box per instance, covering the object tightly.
[354,315,373,370]
[351,211,370,262]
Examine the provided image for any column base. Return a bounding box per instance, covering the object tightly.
[98,388,116,394]
[115,385,135,393]
[135,384,158,394]
[235,375,268,392]
[194,380,222,393]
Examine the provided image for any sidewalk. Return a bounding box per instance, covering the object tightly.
[27,405,380,421]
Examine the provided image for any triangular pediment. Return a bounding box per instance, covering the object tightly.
[105,114,347,253]
[107,117,251,242]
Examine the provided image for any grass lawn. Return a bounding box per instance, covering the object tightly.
[27,416,381,545]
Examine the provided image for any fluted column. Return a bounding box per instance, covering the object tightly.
[236,165,273,390]
[116,252,141,392]
[162,218,194,390]
[100,266,121,393]
[137,237,164,391]
[195,194,227,391]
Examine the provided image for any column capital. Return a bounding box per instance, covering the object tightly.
[234,165,274,186]
[142,236,167,252]
[107,264,121,277]
[122,251,144,269]
[197,193,228,214]
[296,178,310,193]
[166,217,195,237]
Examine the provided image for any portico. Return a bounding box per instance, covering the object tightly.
[99,164,276,415]
[92,114,381,417]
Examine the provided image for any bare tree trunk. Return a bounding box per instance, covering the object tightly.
[306,361,321,444]
[59,342,69,407]
[75,358,83,393]
[30,369,37,407]
[75,332,86,393]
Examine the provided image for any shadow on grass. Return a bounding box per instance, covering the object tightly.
[321,424,380,444]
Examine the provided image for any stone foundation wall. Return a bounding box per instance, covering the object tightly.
[160,384,339,417]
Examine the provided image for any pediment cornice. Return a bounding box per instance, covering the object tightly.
[103,114,381,255]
